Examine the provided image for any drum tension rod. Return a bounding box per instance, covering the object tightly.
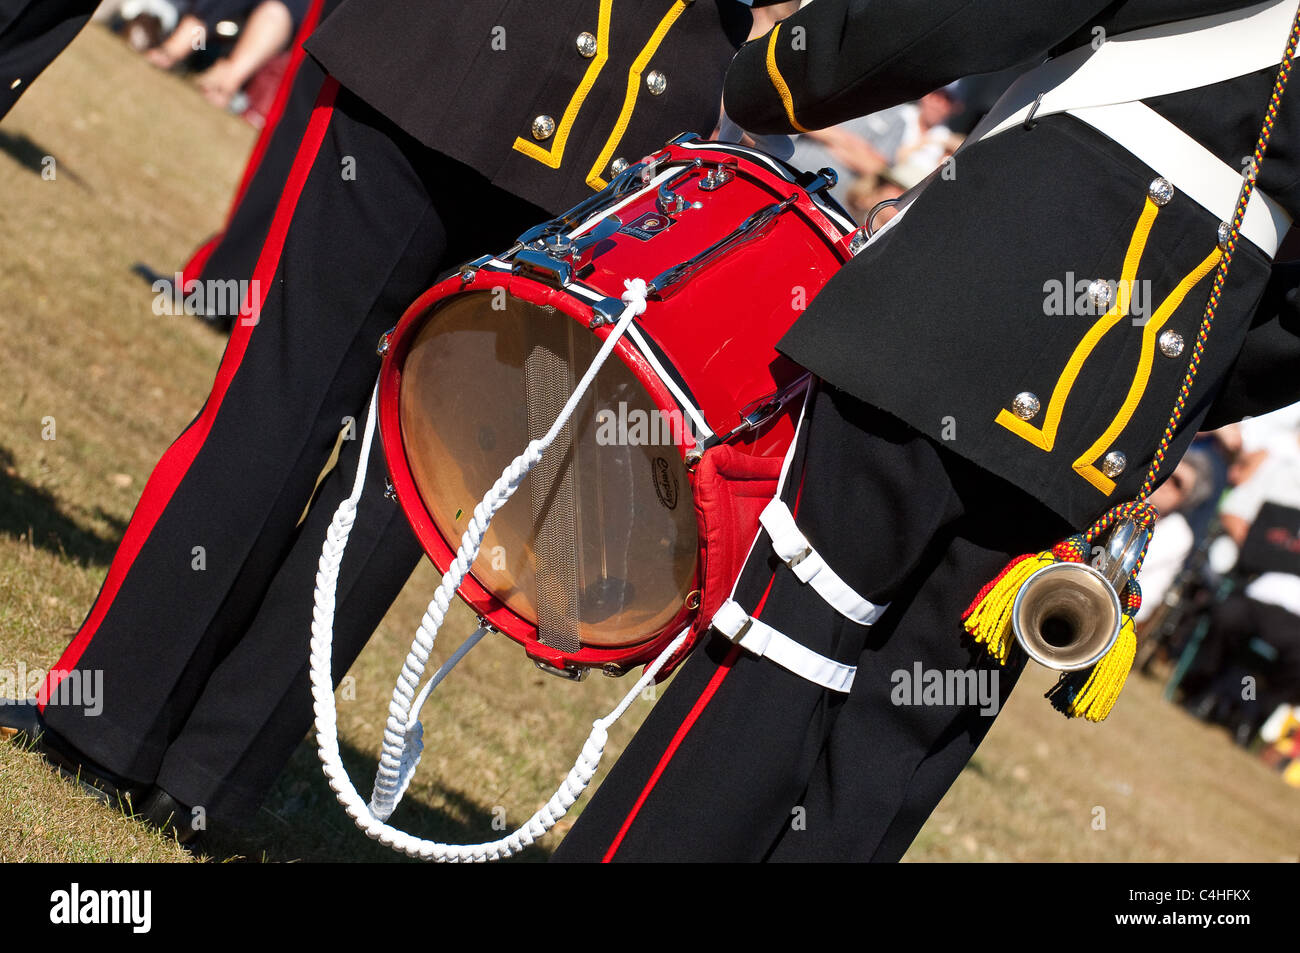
[707,373,813,448]
[647,194,800,299]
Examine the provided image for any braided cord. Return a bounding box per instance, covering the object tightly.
[309,280,662,861]
[1084,5,1300,568]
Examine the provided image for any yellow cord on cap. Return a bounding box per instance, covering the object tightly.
[766,25,810,133]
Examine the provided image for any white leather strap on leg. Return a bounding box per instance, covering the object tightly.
[759,498,888,626]
[711,599,856,693]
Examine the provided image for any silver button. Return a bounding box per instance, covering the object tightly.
[1087,278,1113,313]
[1101,451,1128,478]
[610,157,629,176]
[8,78,21,91]
[1218,221,1232,250]
[1148,177,1175,206]
[1158,329,1185,358]
[576,32,597,57]
[531,115,556,140]
[1011,392,1041,421]
[646,70,667,95]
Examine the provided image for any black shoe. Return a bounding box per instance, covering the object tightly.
[0,698,148,810]
[134,787,201,846]
[0,698,41,743]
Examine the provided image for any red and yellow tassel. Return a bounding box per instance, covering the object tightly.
[960,551,1057,664]
[961,535,1139,723]
[1044,613,1136,722]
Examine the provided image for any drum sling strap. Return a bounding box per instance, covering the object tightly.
[968,0,1295,255]
[866,0,1296,257]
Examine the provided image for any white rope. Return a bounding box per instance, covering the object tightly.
[309,279,669,862]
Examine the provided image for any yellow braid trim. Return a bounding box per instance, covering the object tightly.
[765,25,811,134]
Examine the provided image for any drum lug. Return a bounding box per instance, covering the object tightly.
[376,328,394,357]
[669,132,701,146]
[532,658,589,682]
[802,167,839,194]
[459,255,492,282]
[514,159,652,247]
[383,479,397,502]
[601,663,628,678]
[589,296,626,329]
[846,226,871,256]
[656,184,687,215]
[697,158,737,191]
[512,247,573,288]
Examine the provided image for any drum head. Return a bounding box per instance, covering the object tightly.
[397,290,698,651]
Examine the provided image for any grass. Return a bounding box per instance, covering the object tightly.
[1,25,1297,863]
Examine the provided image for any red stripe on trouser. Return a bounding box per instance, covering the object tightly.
[180,0,326,286]
[37,77,342,708]
[227,0,325,216]
[599,643,743,862]
[601,467,810,861]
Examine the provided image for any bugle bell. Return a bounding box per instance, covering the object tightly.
[1011,520,1148,671]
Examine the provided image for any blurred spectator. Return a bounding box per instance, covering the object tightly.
[1135,453,1213,624]
[142,0,308,109]
[844,172,903,225]
[789,86,963,220]
[1181,431,1300,734]
[115,0,180,51]
[1239,399,1300,455]
[1181,431,1237,542]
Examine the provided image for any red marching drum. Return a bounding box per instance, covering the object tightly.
[376,136,856,679]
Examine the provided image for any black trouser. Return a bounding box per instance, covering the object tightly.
[553,385,1071,862]
[0,0,98,119]
[191,0,341,296]
[39,81,546,822]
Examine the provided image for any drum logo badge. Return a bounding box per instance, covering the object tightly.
[619,211,676,242]
[652,456,679,510]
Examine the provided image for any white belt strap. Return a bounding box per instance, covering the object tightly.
[1068,101,1291,255]
[972,0,1296,143]
[961,0,1296,255]
[758,498,888,626]
[711,599,856,693]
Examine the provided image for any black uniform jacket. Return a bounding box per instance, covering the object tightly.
[724,0,1300,529]
[305,0,769,215]
[0,0,98,118]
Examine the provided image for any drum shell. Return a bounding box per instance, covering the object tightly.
[378,143,852,672]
